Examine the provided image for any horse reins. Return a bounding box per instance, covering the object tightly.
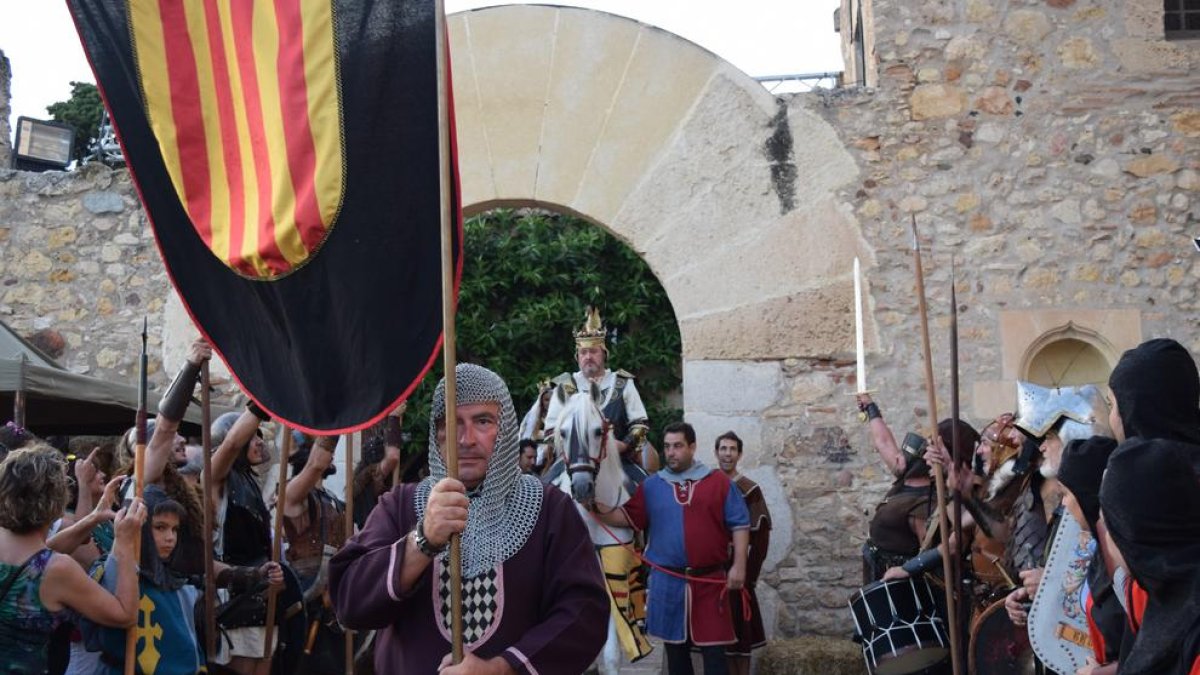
[560,407,753,620]
[588,510,752,621]
[563,418,611,476]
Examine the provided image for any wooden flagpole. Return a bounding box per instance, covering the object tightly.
[124,319,148,675]
[263,429,292,659]
[910,217,962,675]
[345,433,356,675]
[434,0,464,664]
[200,363,217,661]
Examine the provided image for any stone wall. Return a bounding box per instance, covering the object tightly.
[1,166,167,387]
[743,0,1199,637]
[0,2,1197,642]
[1,50,11,162]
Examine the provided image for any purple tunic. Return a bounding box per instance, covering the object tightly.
[329,483,609,673]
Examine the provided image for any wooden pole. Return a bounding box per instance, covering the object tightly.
[434,0,464,664]
[910,217,962,675]
[200,363,216,661]
[344,433,356,675]
[263,429,293,660]
[124,319,148,675]
[12,389,24,428]
[948,257,966,675]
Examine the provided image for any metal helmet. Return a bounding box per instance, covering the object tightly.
[118,418,158,460]
[1013,382,1111,441]
[209,411,242,450]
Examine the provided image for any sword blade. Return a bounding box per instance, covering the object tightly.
[854,257,867,393]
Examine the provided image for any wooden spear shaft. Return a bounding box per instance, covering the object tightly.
[12,390,24,428]
[263,429,293,659]
[434,0,464,663]
[344,433,355,675]
[200,363,216,661]
[124,319,147,675]
[948,257,967,675]
[910,217,962,675]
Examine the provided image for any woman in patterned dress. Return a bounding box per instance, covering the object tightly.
[0,444,145,674]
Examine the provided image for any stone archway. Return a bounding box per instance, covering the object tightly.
[448,8,867,635]
[449,4,867,457]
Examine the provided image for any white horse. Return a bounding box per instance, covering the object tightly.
[548,386,646,675]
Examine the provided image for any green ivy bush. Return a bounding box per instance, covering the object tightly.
[395,208,682,456]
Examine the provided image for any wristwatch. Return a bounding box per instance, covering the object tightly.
[414,520,446,557]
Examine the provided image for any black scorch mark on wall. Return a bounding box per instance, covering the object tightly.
[766,98,797,215]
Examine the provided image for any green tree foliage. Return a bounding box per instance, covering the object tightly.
[393,208,682,460]
[46,81,104,161]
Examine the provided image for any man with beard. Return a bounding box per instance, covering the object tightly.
[329,364,609,673]
[941,413,1040,610]
[209,405,275,674]
[594,422,750,675]
[540,307,657,479]
[282,434,349,675]
[1002,382,1111,629]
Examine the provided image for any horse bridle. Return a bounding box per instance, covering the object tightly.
[563,417,611,477]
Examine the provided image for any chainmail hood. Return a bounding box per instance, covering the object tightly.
[415,364,543,578]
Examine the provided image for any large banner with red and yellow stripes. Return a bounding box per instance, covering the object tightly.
[69,0,461,433]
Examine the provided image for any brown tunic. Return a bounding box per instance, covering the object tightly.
[729,474,771,655]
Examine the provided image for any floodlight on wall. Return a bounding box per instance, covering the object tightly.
[11,117,76,172]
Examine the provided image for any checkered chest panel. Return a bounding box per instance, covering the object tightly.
[434,559,504,647]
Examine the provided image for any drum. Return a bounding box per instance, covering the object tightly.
[969,597,1034,675]
[849,577,950,675]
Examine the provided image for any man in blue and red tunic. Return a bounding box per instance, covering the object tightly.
[596,422,750,675]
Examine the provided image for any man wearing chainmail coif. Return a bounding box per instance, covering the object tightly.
[329,363,609,673]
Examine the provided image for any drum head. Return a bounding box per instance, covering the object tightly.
[853,578,950,675]
[969,598,1035,675]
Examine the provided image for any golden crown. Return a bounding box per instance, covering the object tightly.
[573,306,607,349]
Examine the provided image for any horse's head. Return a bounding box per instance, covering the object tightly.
[556,384,610,505]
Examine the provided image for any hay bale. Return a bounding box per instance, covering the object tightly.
[757,635,866,675]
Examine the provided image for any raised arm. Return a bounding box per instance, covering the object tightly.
[379,403,406,480]
[47,476,121,556]
[284,435,336,519]
[42,499,146,628]
[146,339,210,485]
[210,408,264,487]
[856,394,907,477]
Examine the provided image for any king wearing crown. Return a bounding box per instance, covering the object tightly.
[531,307,657,480]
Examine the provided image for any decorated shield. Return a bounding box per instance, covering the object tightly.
[68,0,462,433]
[1027,516,1095,673]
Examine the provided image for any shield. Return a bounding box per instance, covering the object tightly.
[1027,516,1095,674]
[969,598,1034,675]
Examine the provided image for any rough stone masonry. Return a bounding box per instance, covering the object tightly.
[0,0,1197,640]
